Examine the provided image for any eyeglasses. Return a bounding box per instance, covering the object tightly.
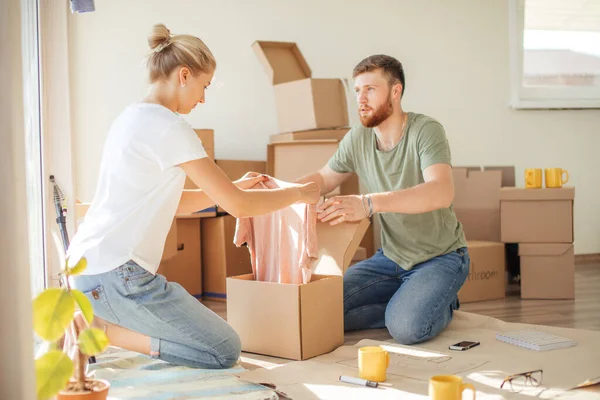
[501,369,543,392]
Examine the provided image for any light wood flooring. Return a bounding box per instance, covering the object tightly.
[202,262,600,347]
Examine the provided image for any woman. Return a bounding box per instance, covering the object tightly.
[67,23,320,369]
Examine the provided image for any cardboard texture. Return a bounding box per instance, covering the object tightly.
[360,218,376,258]
[227,274,343,360]
[270,128,349,143]
[458,241,506,303]
[200,215,252,301]
[310,219,370,275]
[184,129,215,189]
[157,218,202,297]
[226,220,368,360]
[214,159,267,213]
[215,159,267,180]
[483,166,516,187]
[452,168,502,242]
[253,41,348,133]
[500,187,574,243]
[267,141,359,196]
[162,219,178,261]
[519,243,575,299]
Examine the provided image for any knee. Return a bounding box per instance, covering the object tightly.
[385,312,431,345]
[215,331,241,369]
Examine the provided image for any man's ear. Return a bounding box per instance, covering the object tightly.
[393,83,403,99]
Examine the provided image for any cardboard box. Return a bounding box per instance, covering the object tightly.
[215,159,267,180]
[157,218,202,298]
[500,187,574,243]
[360,218,376,258]
[270,128,349,143]
[267,140,359,196]
[458,241,506,303]
[483,166,516,188]
[184,129,215,189]
[452,168,502,242]
[226,219,369,360]
[201,215,253,301]
[253,41,348,133]
[519,243,575,299]
[162,219,178,261]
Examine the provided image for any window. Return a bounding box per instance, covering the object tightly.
[509,0,600,109]
[21,0,46,297]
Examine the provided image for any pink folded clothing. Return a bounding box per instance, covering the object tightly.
[233,177,318,284]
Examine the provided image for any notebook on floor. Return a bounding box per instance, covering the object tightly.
[496,329,577,351]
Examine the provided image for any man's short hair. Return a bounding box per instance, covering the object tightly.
[353,54,405,97]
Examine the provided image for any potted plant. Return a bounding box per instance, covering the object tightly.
[33,257,111,399]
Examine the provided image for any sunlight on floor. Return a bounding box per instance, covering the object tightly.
[304,383,428,399]
[240,356,285,370]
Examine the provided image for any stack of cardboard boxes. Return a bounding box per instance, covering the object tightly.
[254,40,375,259]
[500,187,575,299]
[452,166,514,303]
[451,166,576,302]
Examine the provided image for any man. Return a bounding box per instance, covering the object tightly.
[296,54,468,345]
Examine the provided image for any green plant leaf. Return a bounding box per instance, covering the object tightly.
[70,289,94,325]
[33,288,75,342]
[78,327,109,356]
[67,257,87,276]
[35,350,73,400]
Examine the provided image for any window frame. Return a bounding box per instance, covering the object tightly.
[509,0,600,109]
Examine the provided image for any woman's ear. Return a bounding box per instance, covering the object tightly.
[179,67,191,87]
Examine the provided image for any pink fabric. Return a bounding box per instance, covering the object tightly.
[233,177,318,284]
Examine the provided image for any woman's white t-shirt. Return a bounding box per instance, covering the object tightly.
[67,103,208,275]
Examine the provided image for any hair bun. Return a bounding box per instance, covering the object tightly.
[148,23,171,50]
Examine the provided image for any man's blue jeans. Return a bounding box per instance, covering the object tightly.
[344,247,470,345]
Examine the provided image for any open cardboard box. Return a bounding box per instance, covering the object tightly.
[253,41,348,133]
[226,218,369,360]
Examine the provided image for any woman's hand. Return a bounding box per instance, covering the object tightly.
[234,172,268,190]
[317,195,368,225]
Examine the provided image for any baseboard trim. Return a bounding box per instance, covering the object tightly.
[575,253,600,264]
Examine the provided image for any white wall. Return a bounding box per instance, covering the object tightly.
[69,0,600,254]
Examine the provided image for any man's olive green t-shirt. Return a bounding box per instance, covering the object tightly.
[328,112,467,270]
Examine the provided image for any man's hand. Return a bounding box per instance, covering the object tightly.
[317,195,368,225]
[234,172,268,190]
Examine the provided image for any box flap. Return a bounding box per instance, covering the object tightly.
[252,41,311,84]
[466,240,505,249]
[519,243,574,257]
[452,168,502,209]
[483,166,516,187]
[500,187,575,201]
[310,219,370,275]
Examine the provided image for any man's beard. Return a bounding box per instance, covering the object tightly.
[359,93,393,128]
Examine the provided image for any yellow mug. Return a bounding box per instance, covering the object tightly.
[358,346,390,382]
[524,168,542,189]
[429,375,476,400]
[545,168,569,188]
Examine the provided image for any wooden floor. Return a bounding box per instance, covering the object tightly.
[203,262,600,346]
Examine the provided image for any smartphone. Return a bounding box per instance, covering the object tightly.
[449,341,480,351]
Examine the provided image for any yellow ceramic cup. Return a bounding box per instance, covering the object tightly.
[524,168,542,189]
[545,168,569,188]
[358,346,390,382]
[429,375,476,400]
